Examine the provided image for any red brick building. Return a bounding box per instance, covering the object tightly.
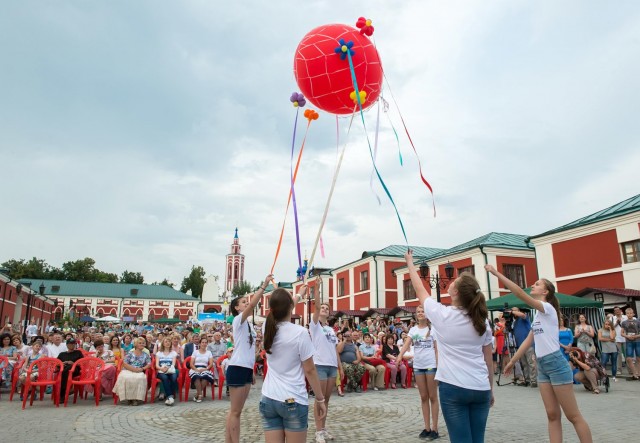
[0,276,55,331]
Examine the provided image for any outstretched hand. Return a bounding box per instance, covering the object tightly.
[404,249,414,265]
[484,264,497,275]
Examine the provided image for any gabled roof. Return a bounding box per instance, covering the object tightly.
[362,245,444,259]
[21,279,195,301]
[573,287,640,299]
[530,193,640,240]
[421,232,531,262]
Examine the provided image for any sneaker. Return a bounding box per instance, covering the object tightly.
[613,377,617,382]
[193,396,199,402]
[196,396,202,403]
[315,431,326,443]
[373,387,379,391]
[430,430,440,440]
[158,393,165,401]
[322,429,335,440]
[165,398,171,406]
[168,396,175,405]
[419,429,432,439]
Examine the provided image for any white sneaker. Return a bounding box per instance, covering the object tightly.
[165,398,171,406]
[315,431,326,443]
[168,396,175,405]
[323,429,335,440]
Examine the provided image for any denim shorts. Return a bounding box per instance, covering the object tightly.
[414,368,437,376]
[226,365,253,387]
[259,396,308,432]
[626,340,640,358]
[315,364,337,381]
[537,349,573,385]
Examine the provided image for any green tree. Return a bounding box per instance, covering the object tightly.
[152,278,174,288]
[180,266,207,298]
[60,258,117,282]
[120,270,144,284]
[231,280,254,297]
[1,257,62,280]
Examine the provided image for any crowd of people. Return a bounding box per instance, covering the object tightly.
[1,261,639,443]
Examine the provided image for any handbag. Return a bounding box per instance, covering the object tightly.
[165,365,176,374]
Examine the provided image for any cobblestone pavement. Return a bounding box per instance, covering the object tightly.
[2,377,639,442]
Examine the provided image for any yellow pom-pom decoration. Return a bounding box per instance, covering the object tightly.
[350,90,367,104]
[366,19,372,26]
[341,45,348,53]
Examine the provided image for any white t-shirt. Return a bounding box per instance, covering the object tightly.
[191,350,213,368]
[228,314,256,369]
[261,322,315,405]
[46,342,67,359]
[611,315,626,343]
[531,302,560,358]
[309,319,338,367]
[156,350,178,368]
[26,324,38,337]
[423,298,492,391]
[408,325,437,369]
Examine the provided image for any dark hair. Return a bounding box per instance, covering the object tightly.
[0,333,11,346]
[230,297,242,316]
[385,334,395,344]
[263,289,294,354]
[541,279,561,327]
[456,272,489,336]
[94,339,104,348]
[578,312,590,325]
[561,315,570,328]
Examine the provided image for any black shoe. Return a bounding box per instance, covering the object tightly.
[419,429,431,439]
[430,431,440,440]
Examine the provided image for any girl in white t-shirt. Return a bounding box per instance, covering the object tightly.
[405,250,493,443]
[308,285,343,443]
[225,273,273,443]
[397,305,439,440]
[260,288,326,442]
[155,337,178,405]
[486,265,593,443]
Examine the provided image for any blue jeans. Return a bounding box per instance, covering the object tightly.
[626,340,640,358]
[601,352,618,376]
[157,372,178,397]
[438,382,491,443]
[259,396,308,432]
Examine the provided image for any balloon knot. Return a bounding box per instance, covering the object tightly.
[334,39,355,60]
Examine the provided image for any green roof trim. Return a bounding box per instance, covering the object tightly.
[530,193,640,240]
[21,280,196,301]
[362,245,444,259]
[426,232,532,261]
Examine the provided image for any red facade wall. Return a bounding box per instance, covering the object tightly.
[495,256,538,289]
[336,296,350,310]
[557,272,625,294]
[354,263,369,293]
[336,270,350,296]
[552,230,621,277]
[385,262,400,289]
[447,258,473,277]
[353,293,369,310]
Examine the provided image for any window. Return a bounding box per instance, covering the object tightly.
[502,264,526,288]
[403,279,416,300]
[458,265,475,276]
[621,240,640,264]
[360,270,369,291]
[338,278,345,297]
[310,286,316,300]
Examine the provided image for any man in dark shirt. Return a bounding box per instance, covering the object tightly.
[57,338,84,399]
[512,308,537,386]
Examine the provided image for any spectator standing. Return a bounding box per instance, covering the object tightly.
[575,314,596,355]
[512,307,537,387]
[620,308,640,380]
[610,307,626,374]
[598,320,618,382]
[558,316,574,362]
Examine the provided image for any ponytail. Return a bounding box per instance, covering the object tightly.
[541,279,561,327]
[262,288,294,354]
[456,272,489,336]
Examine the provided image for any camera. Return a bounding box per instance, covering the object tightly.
[502,303,513,330]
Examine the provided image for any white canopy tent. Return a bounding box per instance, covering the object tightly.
[95,315,121,322]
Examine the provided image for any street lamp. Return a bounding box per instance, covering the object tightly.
[419,262,455,303]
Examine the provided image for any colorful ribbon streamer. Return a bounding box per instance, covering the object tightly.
[347,51,409,245]
[304,111,356,282]
[383,74,436,216]
[368,98,382,205]
[270,111,315,274]
[381,95,403,166]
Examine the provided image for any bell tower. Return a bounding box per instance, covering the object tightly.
[225,228,245,293]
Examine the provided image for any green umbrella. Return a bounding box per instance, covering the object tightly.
[486,289,602,311]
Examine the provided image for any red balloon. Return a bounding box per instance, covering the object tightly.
[293,24,383,115]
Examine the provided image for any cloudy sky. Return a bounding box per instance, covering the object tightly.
[1,1,639,288]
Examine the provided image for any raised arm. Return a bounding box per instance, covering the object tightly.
[241,274,274,323]
[404,250,430,305]
[484,265,545,312]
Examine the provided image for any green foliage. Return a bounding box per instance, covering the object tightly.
[1,257,62,280]
[61,258,118,282]
[231,280,254,297]
[152,278,175,288]
[180,266,207,298]
[120,270,144,284]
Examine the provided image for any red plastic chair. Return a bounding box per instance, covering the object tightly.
[150,358,181,403]
[404,361,414,388]
[216,355,228,400]
[253,350,268,378]
[182,356,210,401]
[9,357,25,401]
[22,357,63,409]
[64,357,105,407]
[112,358,123,405]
